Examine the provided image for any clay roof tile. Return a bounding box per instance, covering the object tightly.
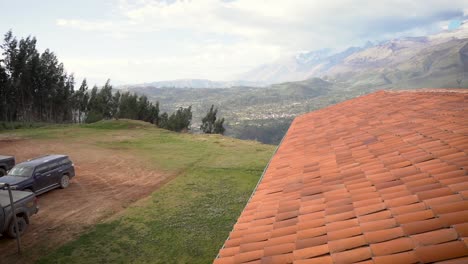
[363,226,404,243]
[394,209,435,224]
[372,251,419,264]
[232,249,264,263]
[293,255,333,264]
[453,223,468,237]
[415,241,468,263]
[295,235,328,249]
[297,226,327,240]
[438,210,468,226]
[369,237,415,256]
[401,218,445,235]
[331,247,372,264]
[260,253,294,264]
[328,235,367,253]
[410,228,459,246]
[434,256,468,264]
[292,244,329,260]
[263,243,295,257]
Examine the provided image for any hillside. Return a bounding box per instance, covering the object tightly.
[0,120,275,263]
[126,78,334,144]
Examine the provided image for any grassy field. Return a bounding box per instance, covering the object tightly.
[5,120,275,263]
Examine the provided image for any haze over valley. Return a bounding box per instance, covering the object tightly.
[124,24,468,143]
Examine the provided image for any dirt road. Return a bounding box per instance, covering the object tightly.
[0,136,172,263]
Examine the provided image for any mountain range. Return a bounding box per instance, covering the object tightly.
[123,22,468,89]
[239,23,468,85]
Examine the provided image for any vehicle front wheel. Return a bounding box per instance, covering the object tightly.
[0,168,6,177]
[60,175,70,189]
[5,216,28,238]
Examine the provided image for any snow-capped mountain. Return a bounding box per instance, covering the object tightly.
[239,22,468,85]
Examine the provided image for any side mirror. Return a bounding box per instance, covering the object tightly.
[34,173,41,178]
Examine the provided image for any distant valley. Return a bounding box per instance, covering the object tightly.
[121,79,266,89]
[124,25,468,144]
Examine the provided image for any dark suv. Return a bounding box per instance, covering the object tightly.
[0,155,75,195]
[0,155,15,176]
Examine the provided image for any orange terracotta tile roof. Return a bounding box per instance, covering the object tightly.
[215,89,468,264]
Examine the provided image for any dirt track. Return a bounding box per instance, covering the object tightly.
[0,136,172,263]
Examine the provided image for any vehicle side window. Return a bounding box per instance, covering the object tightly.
[36,165,48,174]
[48,161,60,170]
[59,158,70,165]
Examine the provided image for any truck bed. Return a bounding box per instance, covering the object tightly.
[0,190,33,208]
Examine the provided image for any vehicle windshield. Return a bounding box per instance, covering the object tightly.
[7,166,34,177]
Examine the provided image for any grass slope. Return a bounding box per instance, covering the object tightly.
[13,120,275,263]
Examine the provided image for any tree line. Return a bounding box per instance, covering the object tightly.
[0,31,74,122]
[0,30,225,134]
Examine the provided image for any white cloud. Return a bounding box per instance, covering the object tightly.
[55,0,468,83]
[56,19,114,32]
[64,40,281,86]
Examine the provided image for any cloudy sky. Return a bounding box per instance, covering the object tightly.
[0,0,467,86]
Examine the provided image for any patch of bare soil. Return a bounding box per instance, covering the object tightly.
[0,137,172,263]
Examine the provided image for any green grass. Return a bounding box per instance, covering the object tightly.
[0,121,57,131]
[82,119,155,130]
[38,168,261,264]
[7,120,275,263]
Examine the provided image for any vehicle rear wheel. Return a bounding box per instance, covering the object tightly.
[0,168,6,177]
[60,174,70,189]
[5,216,28,238]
